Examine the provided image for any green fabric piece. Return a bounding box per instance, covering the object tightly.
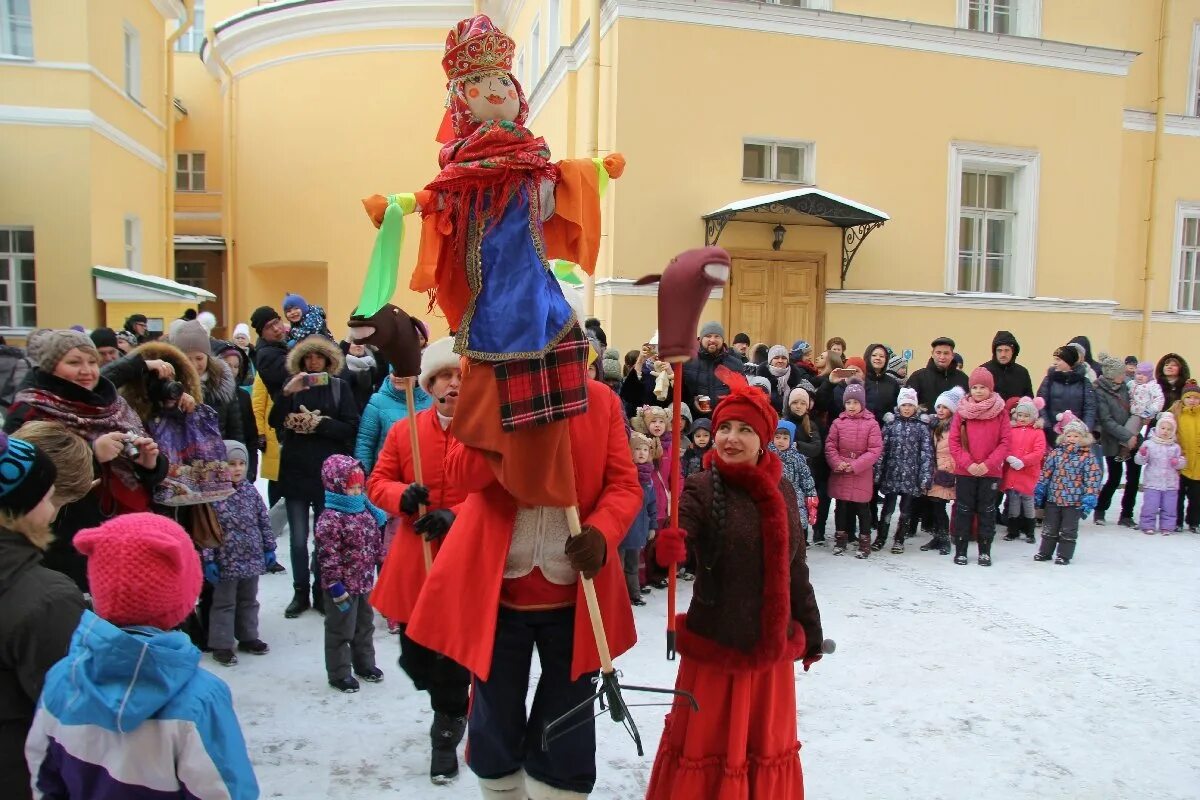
[355,193,415,317]
[552,259,583,285]
[592,158,610,198]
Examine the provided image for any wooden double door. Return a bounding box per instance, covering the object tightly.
[726,251,824,349]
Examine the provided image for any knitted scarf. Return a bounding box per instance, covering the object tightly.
[957,392,1005,420]
[323,490,388,528]
[768,363,791,400]
[636,461,654,484]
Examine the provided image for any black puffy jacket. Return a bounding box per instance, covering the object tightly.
[906,359,968,410]
[981,330,1033,401]
[682,345,745,417]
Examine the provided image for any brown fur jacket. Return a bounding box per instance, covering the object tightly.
[118,341,243,442]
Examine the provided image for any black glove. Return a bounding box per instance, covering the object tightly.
[413,509,455,542]
[399,483,430,516]
[256,435,267,452]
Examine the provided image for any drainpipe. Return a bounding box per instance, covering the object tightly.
[583,0,602,316]
[1141,0,1169,356]
[213,34,238,328]
[165,3,194,278]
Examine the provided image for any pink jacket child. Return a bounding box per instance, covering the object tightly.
[825,388,884,503]
[1001,396,1047,495]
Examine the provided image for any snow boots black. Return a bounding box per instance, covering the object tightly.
[977,534,994,566]
[430,712,467,784]
[891,515,912,553]
[284,588,310,619]
[871,518,890,551]
[953,536,969,565]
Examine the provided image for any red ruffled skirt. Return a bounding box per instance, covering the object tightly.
[645,656,804,800]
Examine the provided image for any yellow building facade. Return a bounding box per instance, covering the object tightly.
[11,0,1199,369]
[0,0,215,337]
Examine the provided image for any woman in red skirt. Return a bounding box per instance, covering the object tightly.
[647,368,825,800]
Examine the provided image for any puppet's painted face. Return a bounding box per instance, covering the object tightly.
[464,73,519,123]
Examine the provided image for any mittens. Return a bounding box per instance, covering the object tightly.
[329,582,351,613]
[805,496,819,528]
[1005,455,1024,471]
[264,550,277,570]
[564,525,608,579]
[654,527,688,567]
[1034,481,1047,509]
[203,561,221,585]
[400,483,430,516]
[1080,495,1098,515]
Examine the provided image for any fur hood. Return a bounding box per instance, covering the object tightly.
[286,335,344,376]
[198,352,237,406]
[119,341,202,421]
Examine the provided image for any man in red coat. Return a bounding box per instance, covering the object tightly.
[367,337,471,784]
[407,378,642,799]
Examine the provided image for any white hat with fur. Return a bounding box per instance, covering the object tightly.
[419,337,459,392]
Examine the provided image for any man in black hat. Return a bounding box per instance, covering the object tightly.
[980,330,1033,401]
[250,306,289,396]
[907,336,969,410]
[731,332,751,362]
[89,328,122,365]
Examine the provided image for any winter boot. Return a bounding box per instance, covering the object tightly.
[977,535,994,566]
[1022,518,1037,543]
[871,520,889,551]
[1034,534,1056,562]
[284,588,310,619]
[1003,518,1020,541]
[953,537,968,565]
[1056,537,1077,565]
[832,531,848,555]
[919,528,940,551]
[479,770,528,799]
[812,530,827,546]
[430,711,467,784]
[527,775,588,799]
[855,531,871,559]
[938,531,952,556]
[891,515,909,553]
[311,584,325,616]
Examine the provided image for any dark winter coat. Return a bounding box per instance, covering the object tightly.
[253,337,290,397]
[1093,376,1135,459]
[1037,364,1097,446]
[0,521,85,799]
[980,330,1033,400]
[234,388,259,481]
[825,410,883,502]
[754,361,807,415]
[682,345,745,416]
[786,412,827,484]
[906,358,969,411]
[875,412,934,496]
[339,347,385,413]
[204,481,274,580]
[861,344,902,423]
[1067,335,1101,378]
[620,360,669,418]
[681,443,710,478]
[1156,352,1192,410]
[677,456,822,668]
[114,341,243,443]
[268,338,360,503]
[620,462,657,550]
[0,346,31,407]
[771,444,817,526]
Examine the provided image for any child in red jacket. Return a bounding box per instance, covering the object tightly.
[948,367,1011,566]
[1001,396,1047,543]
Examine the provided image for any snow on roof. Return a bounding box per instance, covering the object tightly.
[705,188,889,221]
[92,266,217,301]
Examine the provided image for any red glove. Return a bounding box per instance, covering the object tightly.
[802,652,822,672]
[805,496,819,528]
[655,527,687,567]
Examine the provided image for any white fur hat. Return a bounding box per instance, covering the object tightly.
[419,337,459,392]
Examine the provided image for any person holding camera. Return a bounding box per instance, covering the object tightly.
[269,335,360,618]
[5,330,167,591]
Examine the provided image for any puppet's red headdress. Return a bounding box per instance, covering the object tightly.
[441,15,515,82]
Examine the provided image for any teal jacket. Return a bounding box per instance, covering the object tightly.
[354,379,434,472]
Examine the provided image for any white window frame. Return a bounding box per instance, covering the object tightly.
[175,152,206,192]
[174,0,204,54]
[546,0,560,62]
[0,227,36,329]
[1188,23,1200,117]
[123,22,141,102]
[175,261,206,290]
[124,215,142,273]
[945,142,1040,297]
[765,0,833,9]
[1170,200,1200,313]
[741,138,816,185]
[0,0,33,59]
[956,0,1041,38]
[529,16,541,87]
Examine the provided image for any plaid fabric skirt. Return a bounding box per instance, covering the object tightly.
[492,324,590,431]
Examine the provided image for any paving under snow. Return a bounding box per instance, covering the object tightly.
[213,492,1200,799]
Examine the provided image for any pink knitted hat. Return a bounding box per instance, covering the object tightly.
[74,513,202,630]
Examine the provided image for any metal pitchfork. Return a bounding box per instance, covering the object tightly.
[542,506,698,756]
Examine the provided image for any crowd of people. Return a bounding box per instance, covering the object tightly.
[0,294,1193,798]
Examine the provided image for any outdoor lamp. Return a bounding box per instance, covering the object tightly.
[772,224,786,251]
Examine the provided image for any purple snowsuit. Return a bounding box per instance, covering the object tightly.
[1134,437,1187,532]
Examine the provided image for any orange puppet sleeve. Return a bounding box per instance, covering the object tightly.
[543,154,625,276]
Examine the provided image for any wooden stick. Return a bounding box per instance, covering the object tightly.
[665,362,684,660]
[565,505,614,673]
[406,377,433,574]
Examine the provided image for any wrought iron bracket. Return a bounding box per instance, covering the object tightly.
[841,220,886,288]
[704,215,732,247]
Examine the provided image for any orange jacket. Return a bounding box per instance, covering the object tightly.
[367,408,465,623]
[406,383,641,681]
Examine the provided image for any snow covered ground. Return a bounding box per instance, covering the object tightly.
[211,499,1200,799]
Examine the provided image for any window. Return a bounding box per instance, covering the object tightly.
[547,0,560,59]
[123,23,140,101]
[0,228,36,328]
[765,0,832,8]
[742,139,814,184]
[1190,23,1200,116]
[175,0,204,54]
[958,0,1040,37]
[946,142,1040,296]
[0,0,32,58]
[529,17,540,86]
[175,152,206,192]
[176,262,206,290]
[124,216,141,272]
[1172,202,1200,312]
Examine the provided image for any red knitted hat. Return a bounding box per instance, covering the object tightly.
[968,366,994,391]
[711,366,779,447]
[74,513,202,630]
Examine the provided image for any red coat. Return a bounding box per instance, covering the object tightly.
[948,407,1012,478]
[367,408,466,624]
[1000,423,1047,495]
[824,411,883,502]
[407,382,642,681]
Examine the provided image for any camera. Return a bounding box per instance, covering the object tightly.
[145,372,184,406]
[121,432,140,459]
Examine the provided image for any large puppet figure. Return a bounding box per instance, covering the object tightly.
[361,14,623,508]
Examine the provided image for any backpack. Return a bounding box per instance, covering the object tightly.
[146,404,235,506]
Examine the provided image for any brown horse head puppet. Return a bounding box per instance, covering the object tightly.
[346,304,424,378]
[634,247,731,363]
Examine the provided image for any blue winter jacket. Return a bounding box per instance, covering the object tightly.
[354,378,433,473]
[26,611,259,799]
[620,463,657,550]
